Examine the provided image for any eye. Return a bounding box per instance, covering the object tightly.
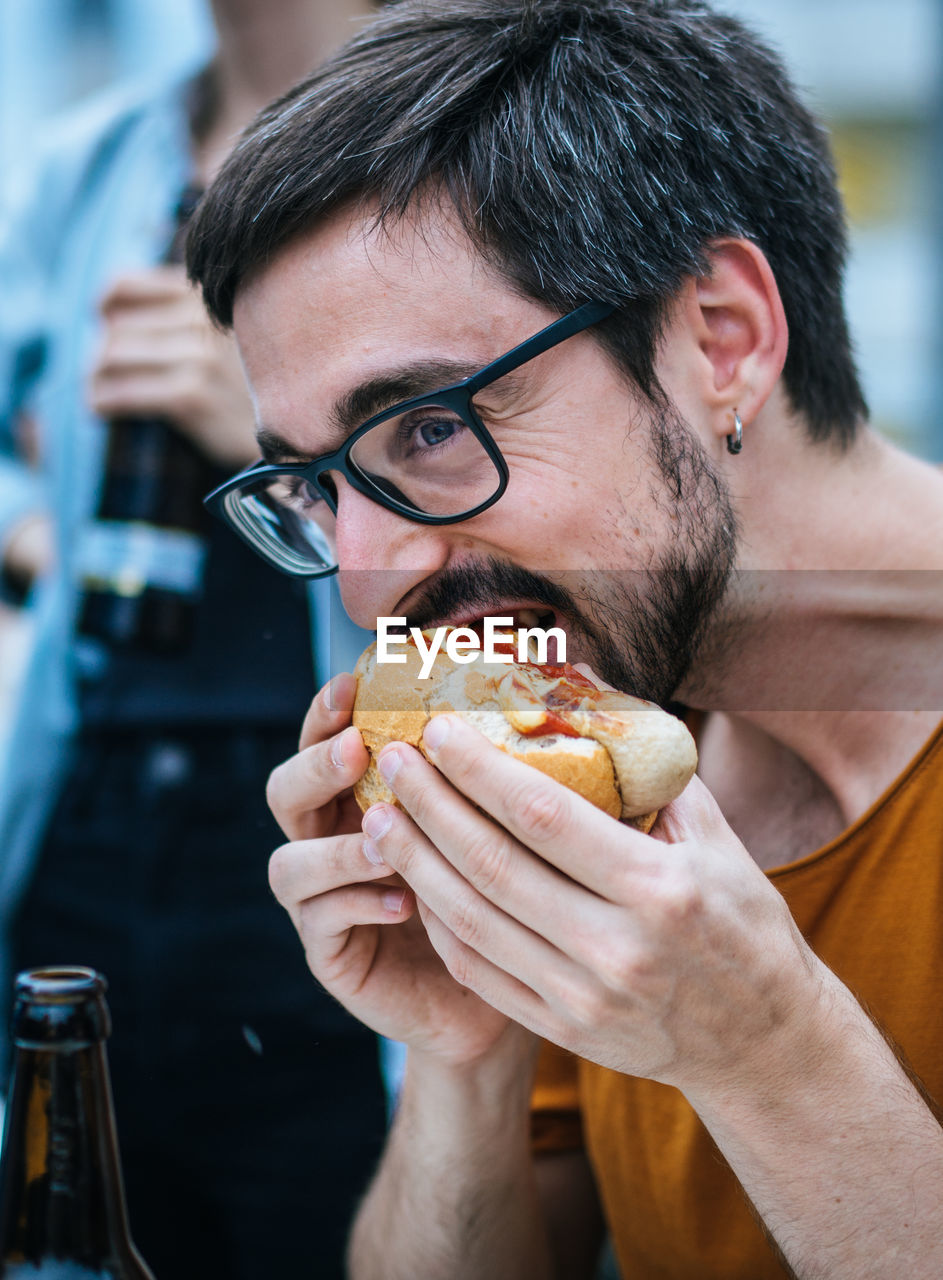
[397,408,466,453]
[420,417,458,446]
[272,475,325,515]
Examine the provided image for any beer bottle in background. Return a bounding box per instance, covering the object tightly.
[76,185,210,656]
[0,968,156,1279]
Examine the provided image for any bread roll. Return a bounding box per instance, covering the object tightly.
[352,633,697,831]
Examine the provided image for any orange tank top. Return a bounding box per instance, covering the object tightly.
[531,720,943,1279]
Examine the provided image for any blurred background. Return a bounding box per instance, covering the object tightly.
[723,0,943,462]
[1,0,941,739]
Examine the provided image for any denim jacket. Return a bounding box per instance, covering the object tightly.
[0,75,369,1062]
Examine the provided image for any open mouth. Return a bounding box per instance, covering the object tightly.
[446,605,568,664]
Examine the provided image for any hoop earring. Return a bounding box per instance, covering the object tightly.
[726,410,743,455]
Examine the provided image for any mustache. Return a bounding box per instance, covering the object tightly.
[405,558,580,631]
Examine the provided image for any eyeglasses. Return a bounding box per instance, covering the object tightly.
[204,299,615,577]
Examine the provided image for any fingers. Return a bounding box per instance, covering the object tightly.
[268,829,410,967]
[650,773,738,848]
[268,831,395,923]
[266,675,368,842]
[295,885,415,990]
[419,904,551,1032]
[363,745,604,944]
[93,328,206,373]
[361,791,578,999]
[413,716,666,898]
[89,364,203,422]
[299,673,357,749]
[92,268,220,400]
[99,266,193,310]
[89,317,225,418]
[268,826,416,1008]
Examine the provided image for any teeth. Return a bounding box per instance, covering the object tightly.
[514,608,544,629]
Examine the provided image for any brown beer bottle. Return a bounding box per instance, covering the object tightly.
[76,185,210,656]
[0,968,156,1279]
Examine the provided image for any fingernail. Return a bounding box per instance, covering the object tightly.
[362,837,387,866]
[323,676,340,711]
[423,716,452,752]
[329,729,348,768]
[383,889,406,914]
[362,806,392,840]
[377,748,402,783]
[324,672,353,712]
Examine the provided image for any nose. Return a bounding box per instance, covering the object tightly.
[332,477,450,626]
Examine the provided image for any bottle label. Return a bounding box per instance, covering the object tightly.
[76,520,207,597]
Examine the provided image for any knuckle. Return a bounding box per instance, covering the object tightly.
[655,871,702,928]
[441,938,476,990]
[442,889,488,953]
[296,900,323,955]
[382,819,422,876]
[568,980,613,1031]
[511,780,571,845]
[323,836,355,882]
[462,829,513,896]
[299,741,330,787]
[264,759,291,814]
[591,936,643,994]
[267,843,293,901]
[396,765,440,821]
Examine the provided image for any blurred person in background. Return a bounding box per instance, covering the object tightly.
[0,1,385,1277]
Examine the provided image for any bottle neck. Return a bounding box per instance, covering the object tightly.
[0,1042,134,1266]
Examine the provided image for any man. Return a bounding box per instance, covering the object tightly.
[0,2,385,1277]
[186,1,943,1276]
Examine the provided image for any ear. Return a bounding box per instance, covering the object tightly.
[673,238,789,445]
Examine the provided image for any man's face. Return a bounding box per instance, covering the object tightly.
[233,206,736,703]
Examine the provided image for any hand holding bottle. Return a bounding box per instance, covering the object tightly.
[89,266,257,468]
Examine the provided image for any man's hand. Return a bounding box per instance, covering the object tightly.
[89,267,258,466]
[363,707,943,1278]
[266,673,515,1066]
[360,708,819,1093]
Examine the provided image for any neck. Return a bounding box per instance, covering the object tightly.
[196,0,376,181]
[683,418,943,826]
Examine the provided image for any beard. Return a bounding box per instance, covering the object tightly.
[405,404,738,706]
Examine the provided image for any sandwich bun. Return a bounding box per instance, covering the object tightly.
[351,632,697,831]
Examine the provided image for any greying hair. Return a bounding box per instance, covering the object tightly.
[187,0,868,445]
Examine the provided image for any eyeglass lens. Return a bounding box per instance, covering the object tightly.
[222,476,337,573]
[225,400,502,572]
[348,401,500,518]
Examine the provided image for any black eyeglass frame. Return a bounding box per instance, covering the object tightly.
[204,299,616,577]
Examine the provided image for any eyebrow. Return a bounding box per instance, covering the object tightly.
[256,358,523,464]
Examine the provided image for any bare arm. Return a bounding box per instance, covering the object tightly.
[362,714,943,1280]
[688,971,943,1280]
[349,1040,553,1280]
[265,679,603,1280]
[350,1043,604,1280]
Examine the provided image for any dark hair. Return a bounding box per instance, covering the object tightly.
[187,0,867,445]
